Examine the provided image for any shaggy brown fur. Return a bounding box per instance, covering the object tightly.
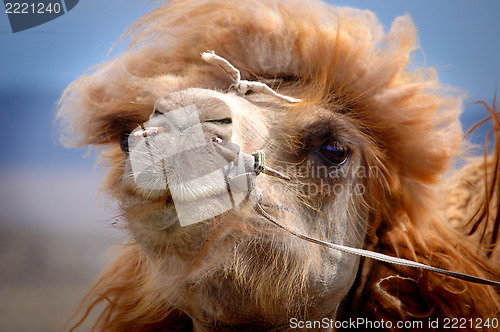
[57,0,500,330]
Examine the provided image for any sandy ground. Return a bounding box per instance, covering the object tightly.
[0,226,123,332]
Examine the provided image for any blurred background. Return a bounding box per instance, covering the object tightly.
[0,0,499,331]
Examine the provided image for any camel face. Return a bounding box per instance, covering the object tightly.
[114,87,371,324]
[58,1,500,329]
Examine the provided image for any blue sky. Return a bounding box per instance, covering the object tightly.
[0,0,499,229]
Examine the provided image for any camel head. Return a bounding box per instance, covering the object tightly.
[58,0,500,330]
[104,78,376,325]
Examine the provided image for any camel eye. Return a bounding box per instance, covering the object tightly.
[319,142,349,165]
[120,134,130,154]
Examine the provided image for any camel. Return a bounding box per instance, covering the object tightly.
[56,0,500,330]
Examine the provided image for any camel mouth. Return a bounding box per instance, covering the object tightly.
[126,128,257,227]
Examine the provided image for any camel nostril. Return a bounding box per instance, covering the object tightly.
[153,88,235,142]
[204,118,232,125]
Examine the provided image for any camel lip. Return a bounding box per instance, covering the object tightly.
[211,135,240,162]
[130,169,232,205]
[127,134,256,227]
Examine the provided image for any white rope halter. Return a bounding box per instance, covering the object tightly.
[202,51,301,104]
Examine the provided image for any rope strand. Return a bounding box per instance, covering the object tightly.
[256,200,500,287]
[202,51,301,103]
